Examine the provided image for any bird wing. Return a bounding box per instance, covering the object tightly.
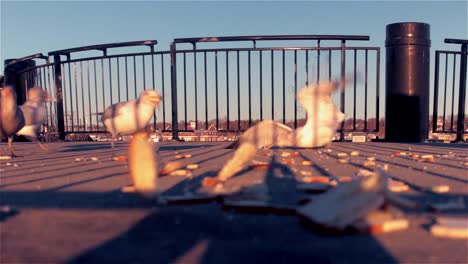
[101,101,133,123]
[237,120,293,149]
[20,104,46,126]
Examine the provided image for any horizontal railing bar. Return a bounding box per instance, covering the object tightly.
[174,35,370,44]
[48,40,158,56]
[5,53,49,68]
[16,63,55,75]
[58,51,170,64]
[445,38,468,45]
[173,46,380,54]
[436,50,465,55]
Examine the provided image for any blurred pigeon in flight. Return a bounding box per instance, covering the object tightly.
[218,80,345,181]
[0,86,25,157]
[17,86,50,150]
[101,89,161,154]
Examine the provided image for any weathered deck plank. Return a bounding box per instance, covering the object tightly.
[0,141,466,263]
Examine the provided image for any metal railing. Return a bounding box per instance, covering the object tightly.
[170,35,380,140]
[5,35,381,141]
[432,38,467,142]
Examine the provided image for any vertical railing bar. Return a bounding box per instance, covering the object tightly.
[125,57,129,101]
[117,57,121,103]
[86,61,92,132]
[237,50,241,131]
[183,52,187,131]
[339,40,346,140]
[67,63,74,132]
[294,50,297,129]
[306,50,309,86]
[375,49,381,132]
[101,58,106,131]
[161,54,166,129]
[215,51,219,131]
[194,46,198,130]
[142,55,146,90]
[432,51,440,133]
[328,50,332,81]
[282,50,286,125]
[80,61,86,132]
[442,53,448,131]
[151,53,156,131]
[364,50,368,131]
[260,50,263,121]
[93,60,99,130]
[226,50,230,131]
[353,49,357,131]
[204,51,208,130]
[450,53,457,132]
[133,56,137,99]
[62,63,68,132]
[271,50,274,120]
[73,62,79,132]
[317,40,321,84]
[248,51,252,127]
[109,57,113,105]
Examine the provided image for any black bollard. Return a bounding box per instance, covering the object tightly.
[385,22,431,142]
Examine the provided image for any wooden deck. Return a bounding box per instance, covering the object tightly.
[0,141,467,263]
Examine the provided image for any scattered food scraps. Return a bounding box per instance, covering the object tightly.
[301,176,331,184]
[112,156,127,163]
[184,154,192,159]
[432,185,450,193]
[367,157,376,161]
[0,156,12,160]
[352,210,409,234]
[339,176,353,183]
[300,160,312,166]
[160,162,183,175]
[202,177,222,187]
[90,157,99,161]
[252,164,270,170]
[281,151,292,157]
[430,217,468,239]
[421,154,435,162]
[363,161,376,167]
[338,159,349,164]
[186,164,199,170]
[388,180,409,192]
[282,158,294,164]
[350,151,360,156]
[337,152,348,157]
[168,169,192,177]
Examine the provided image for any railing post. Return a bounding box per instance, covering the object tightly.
[385,22,431,142]
[432,51,440,133]
[339,40,346,141]
[455,43,467,142]
[53,55,66,141]
[170,42,180,141]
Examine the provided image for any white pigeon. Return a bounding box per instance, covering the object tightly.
[101,89,161,153]
[218,80,345,181]
[17,86,50,150]
[0,86,25,157]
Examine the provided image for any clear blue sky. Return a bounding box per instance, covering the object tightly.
[1,1,467,125]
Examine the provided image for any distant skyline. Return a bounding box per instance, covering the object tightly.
[1,1,467,125]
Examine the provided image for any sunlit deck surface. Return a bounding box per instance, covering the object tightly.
[1,141,467,263]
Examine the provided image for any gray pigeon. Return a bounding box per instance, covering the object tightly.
[0,86,25,157]
[101,89,161,154]
[17,86,50,150]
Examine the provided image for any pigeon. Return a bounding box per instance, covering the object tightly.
[122,130,159,199]
[101,89,161,153]
[0,86,25,157]
[218,80,345,181]
[17,86,50,150]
